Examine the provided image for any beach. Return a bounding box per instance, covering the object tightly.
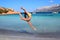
[0,35,60,40]
[0,0,60,40]
[0,29,60,40]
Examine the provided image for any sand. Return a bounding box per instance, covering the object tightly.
[0,29,60,40]
[0,35,60,40]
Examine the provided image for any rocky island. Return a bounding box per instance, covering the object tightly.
[0,7,18,14]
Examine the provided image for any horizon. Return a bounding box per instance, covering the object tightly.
[0,0,60,12]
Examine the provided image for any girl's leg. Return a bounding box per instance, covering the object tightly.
[27,21,37,30]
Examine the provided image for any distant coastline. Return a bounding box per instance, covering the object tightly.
[0,4,60,15]
[0,6,19,15]
[33,4,60,13]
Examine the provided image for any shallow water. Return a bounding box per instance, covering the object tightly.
[0,13,60,33]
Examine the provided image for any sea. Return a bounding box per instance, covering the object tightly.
[0,12,60,35]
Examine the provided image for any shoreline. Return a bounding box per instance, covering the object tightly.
[0,29,60,38]
[0,29,60,40]
[0,35,60,40]
[0,14,18,15]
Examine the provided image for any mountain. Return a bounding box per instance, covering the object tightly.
[34,4,60,12]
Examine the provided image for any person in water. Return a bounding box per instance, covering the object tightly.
[19,7,37,30]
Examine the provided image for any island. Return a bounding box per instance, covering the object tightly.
[0,6,18,14]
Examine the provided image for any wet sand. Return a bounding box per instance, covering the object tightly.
[0,29,60,40]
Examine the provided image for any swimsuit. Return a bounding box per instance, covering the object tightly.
[27,13,31,18]
[24,12,31,18]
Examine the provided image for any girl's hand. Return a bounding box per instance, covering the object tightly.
[21,7,25,10]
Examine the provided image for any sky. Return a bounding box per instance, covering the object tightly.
[0,0,60,12]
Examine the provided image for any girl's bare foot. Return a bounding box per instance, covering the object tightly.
[33,27,37,31]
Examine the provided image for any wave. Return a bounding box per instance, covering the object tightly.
[0,28,33,35]
[0,28,60,38]
[0,28,60,35]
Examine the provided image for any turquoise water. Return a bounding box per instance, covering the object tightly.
[0,13,60,33]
